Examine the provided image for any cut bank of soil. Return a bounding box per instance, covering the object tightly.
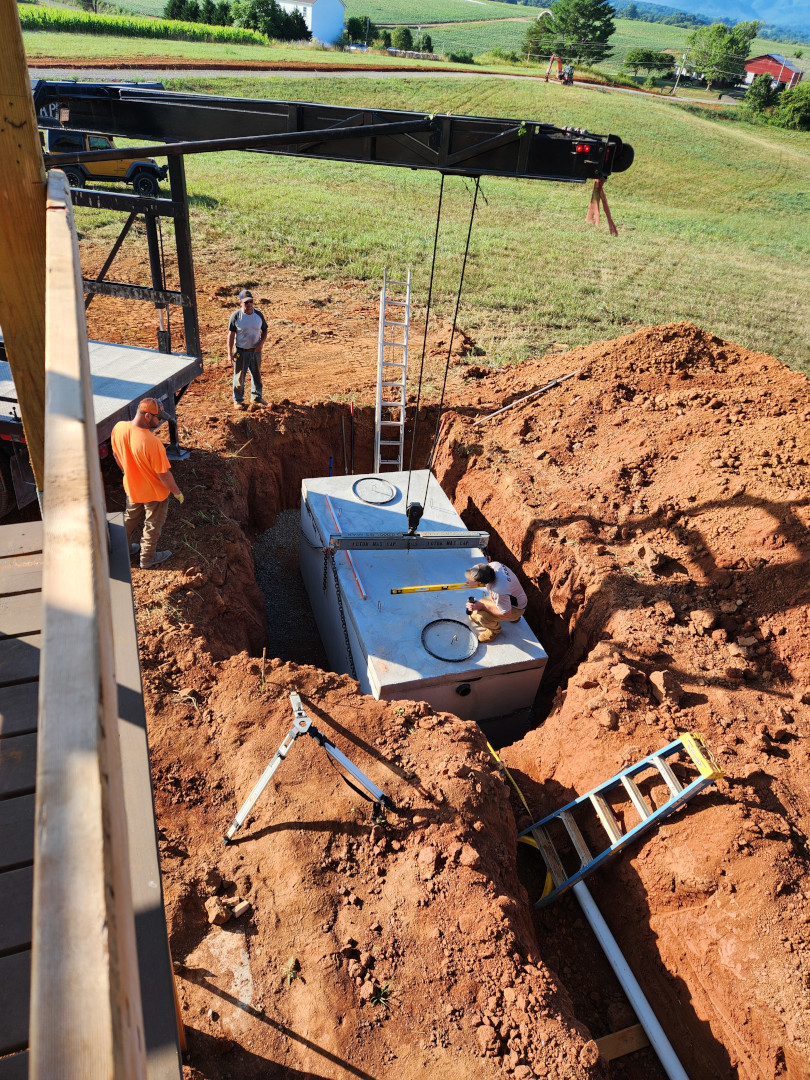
[90,260,810,1080]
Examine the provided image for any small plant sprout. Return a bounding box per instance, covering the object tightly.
[284,957,300,987]
[371,981,392,1008]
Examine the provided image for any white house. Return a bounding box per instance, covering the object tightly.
[278,0,345,44]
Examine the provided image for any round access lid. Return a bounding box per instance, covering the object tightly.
[421,619,479,663]
[352,476,398,505]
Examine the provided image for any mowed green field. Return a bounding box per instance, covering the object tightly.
[74,75,810,375]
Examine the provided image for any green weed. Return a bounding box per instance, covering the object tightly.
[284,956,300,986]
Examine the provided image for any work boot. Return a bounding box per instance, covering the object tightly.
[477,629,499,643]
[234,401,247,411]
[141,550,172,569]
[130,542,140,558]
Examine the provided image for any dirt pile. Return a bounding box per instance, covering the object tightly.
[92,261,810,1080]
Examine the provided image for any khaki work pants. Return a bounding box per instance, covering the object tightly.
[124,495,169,568]
[469,604,526,639]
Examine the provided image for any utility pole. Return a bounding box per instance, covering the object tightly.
[0,3,47,502]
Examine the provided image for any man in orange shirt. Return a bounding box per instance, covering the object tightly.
[111,397,184,569]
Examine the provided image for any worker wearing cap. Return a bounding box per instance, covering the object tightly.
[227,289,268,411]
[111,398,184,569]
[464,560,527,643]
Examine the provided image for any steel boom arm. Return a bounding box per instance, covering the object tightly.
[32,80,634,183]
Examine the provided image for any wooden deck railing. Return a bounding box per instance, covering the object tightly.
[29,170,147,1080]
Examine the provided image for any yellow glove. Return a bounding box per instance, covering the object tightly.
[173,491,185,504]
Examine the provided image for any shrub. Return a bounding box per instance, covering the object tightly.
[391,25,412,50]
[380,29,391,48]
[743,72,778,114]
[231,0,310,40]
[448,50,474,64]
[770,81,810,130]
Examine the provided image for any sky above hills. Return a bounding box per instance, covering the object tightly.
[644,0,810,34]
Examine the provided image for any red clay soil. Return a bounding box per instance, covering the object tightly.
[89,262,810,1080]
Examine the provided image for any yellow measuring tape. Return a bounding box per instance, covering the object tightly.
[487,741,553,901]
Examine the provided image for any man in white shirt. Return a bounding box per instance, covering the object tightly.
[464,560,528,642]
[227,289,268,410]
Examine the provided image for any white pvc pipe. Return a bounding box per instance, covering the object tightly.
[573,881,690,1080]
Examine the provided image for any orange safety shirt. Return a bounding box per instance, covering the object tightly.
[111,421,171,504]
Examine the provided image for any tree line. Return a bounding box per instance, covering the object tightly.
[163,0,310,40]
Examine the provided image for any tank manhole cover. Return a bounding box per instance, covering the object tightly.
[421,619,479,662]
[352,477,398,504]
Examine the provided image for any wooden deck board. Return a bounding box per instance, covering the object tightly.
[0,951,30,1055]
[0,684,39,738]
[0,556,43,598]
[0,523,42,560]
[0,795,35,871]
[0,1050,28,1080]
[0,593,42,636]
[0,866,33,954]
[0,635,40,687]
[0,734,36,799]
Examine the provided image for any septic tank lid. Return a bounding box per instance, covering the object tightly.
[421,619,479,662]
[352,476,398,504]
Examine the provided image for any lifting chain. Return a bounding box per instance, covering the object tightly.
[329,550,357,680]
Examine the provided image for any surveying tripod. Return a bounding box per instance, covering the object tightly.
[223,693,395,844]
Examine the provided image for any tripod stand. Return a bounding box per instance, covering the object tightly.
[223,693,395,844]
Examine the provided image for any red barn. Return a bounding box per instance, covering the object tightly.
[745,54,804,90]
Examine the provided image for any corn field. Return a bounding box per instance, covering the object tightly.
[18,3,269,44]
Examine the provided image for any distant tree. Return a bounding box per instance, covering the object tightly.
[381,29,391,48]
[345,15,376,42]
[622,47,672,75]
[391,25,413,50]
[771,81,810,130]
[521,10,554,61]
[163,0,185,17]
[685,20,759,90]
[183,0,200,20]
[215,0,232,23]
[794,49,803,58]
[200,0,217,22]
[536,0,616,65]
[624,2,638,18]
[744,71,778,113]
[414,31,432,52]
[231,0,311,39]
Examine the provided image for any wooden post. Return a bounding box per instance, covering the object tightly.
[29,171,146,1080]
[0,4,47,497]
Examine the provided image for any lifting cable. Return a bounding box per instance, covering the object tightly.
[404,172,445,514]
[157,215,171,336]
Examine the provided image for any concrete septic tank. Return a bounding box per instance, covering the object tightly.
[300,469,547,724]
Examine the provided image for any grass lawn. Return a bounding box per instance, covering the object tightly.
[71,74,810,376]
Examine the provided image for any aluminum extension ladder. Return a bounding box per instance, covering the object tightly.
[519,733,724,908]
[374,268,411,472]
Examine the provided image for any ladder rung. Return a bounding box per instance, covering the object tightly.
[559,810,592,868]
[380,459,401,467]
[382,340,406,347]
[379,440,401,446]
[531,826,566,888]
[621,775,652,820]
[379,419,403,425]
[386,279,408,286]
[381,381,405,388]
[589,794,623,844]
[654,756,683,796]
[385,300,408,307]
[384,320,406,327]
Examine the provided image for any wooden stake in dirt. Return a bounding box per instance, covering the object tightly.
[0,4,48,497]
[261,646,267,687]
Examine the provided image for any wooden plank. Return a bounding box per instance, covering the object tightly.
[0,950,31,1055]
[0,865,33,953]
[0,595,42,637]
[0,554,43,598]
[0,684,39,738]
[0,795,35,871]
[0,0,47,493]
[109,517,183,1079]
[0,523,43,560]
[596,1022,650,1062]
[0,734,36,799]
[0,636,40,687]
[30,170,146,1080]
[0,1050,29,1080]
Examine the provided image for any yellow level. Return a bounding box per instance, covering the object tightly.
[390,582,475,595]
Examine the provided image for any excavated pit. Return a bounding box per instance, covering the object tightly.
[101,316,810,1080]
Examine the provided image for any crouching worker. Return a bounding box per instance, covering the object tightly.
[111,397,184,569]
[464,560,527,643]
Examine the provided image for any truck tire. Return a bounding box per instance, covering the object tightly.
[132,170,159,197]
[64,167,85,189]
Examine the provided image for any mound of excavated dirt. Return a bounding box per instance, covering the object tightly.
[92,263,810,1080]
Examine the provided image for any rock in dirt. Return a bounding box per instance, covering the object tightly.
[204,896,231,926]
[649,670,683,705]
